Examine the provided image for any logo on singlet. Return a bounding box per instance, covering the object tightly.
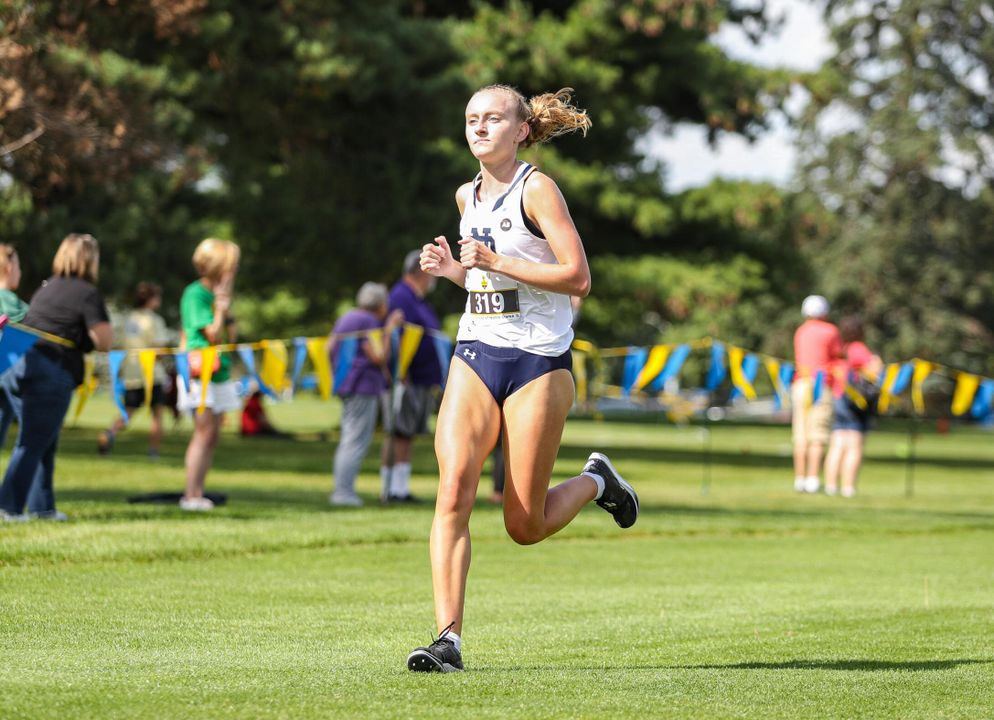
[500,218,511,231]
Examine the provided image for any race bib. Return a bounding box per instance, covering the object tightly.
[468,289,520,317]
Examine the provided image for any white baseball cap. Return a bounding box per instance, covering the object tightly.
[801,295,830,319]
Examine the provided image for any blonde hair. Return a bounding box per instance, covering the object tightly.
[192,238,240,281]
[0,244,17,276]
[52,233,100,282]
[479,85,592,148]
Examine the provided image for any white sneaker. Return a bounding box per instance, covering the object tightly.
[1,510,29,522]
[793,478,806,492]
[32,510,69,521]
[804,476,821,493]
[179,496,215,511]
[329,493,363,507]
[824,486,838,497]
[841,487,856,498]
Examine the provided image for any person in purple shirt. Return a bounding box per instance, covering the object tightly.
[380,251,442,503]
[326,282,404,506]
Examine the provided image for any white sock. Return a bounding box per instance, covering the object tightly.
[390,463,411,496]
[585,472,605,500]
[446,631,462,652]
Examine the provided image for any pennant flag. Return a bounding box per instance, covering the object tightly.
[573,348,589,402]
[73,355,98,423]
[728,347,758,401]
[306,337,332,400]
[765,358,788,409]
[951,372,980,416]
[878,363,901,413]
[174,351,191,391]
[970,379,994,420]
[397,324,425,382]
[650,343,691,392]
[911,360,933,414]
[260,341,288,393]
[291,337,308,391]
[812,370,825,404]
[0,325,38,375]
[237,347,277,399]
[333,336,358,392]
[366,329,384,362]
[432,335,452,387]
[107,350,129,422]
[138,350,157,408]
[621,347,649,396]
[388,326,403,379]
[891,362,914,396]
[196,346,218,415]
[705,342,727,391]
[634,345,670,392]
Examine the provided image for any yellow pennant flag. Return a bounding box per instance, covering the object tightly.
[951,372,980,416]
[878,363,901,413]
[764,357,787,407]
[573,349,588,403]
[728,346,757,401]
[397,324,425,382]
[197,346,218,415]
[572,339,596,354]
[911,360,933,414]
[366,329,384,361]
[634,345,670,392]
[306,337,333,401]
[260,340,288,393]
[139,350,158,408]
[72,355,99,424]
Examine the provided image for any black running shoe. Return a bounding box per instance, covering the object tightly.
[407,622,464,673]
[584,452,639,528]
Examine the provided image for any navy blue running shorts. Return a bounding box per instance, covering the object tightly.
[454,340,572,406]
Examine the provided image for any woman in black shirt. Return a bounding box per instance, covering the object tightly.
[0,234,112,521]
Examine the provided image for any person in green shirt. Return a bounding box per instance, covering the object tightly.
[0,244,30,451]
[177,238,240,512]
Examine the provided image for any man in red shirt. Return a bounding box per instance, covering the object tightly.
[792,295,842,493]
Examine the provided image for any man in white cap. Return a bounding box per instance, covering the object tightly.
[792,295,842,493]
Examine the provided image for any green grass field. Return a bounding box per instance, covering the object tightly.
[2,395,993,719]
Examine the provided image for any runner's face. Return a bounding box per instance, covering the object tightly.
[465,91,527,161]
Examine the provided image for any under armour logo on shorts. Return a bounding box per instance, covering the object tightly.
[463,348,477,360]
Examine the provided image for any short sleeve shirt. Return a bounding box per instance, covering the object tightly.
[24,276,109,385]
[794,319,842,389]
[181,280,232,382]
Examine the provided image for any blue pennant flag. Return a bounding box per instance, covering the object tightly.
[237,347,277,399]
[291,337,308,390]
[333,336,358,392]
[388,327,402,379]
[890,362,914,396]
[107,350,129,422]
[812,370,825,403]
[621,347,649,396]
[649,344,691,392]
[432,335,453,388]
[774,363,795,410]
[730,353,761,401]
[0,325,38,376]
[705,342,727,391]
[970,379,994,420]
[174,352,191,391]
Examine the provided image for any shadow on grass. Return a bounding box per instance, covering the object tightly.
[478,659,992,673]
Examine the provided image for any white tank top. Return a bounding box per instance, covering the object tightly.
[457,163,574,356]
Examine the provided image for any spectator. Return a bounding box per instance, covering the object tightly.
[792,294,842,494]
[328,282,404,507]
[824,316,883,497]
[240,390,286,438]
[0,234,112,521]
[98,282,173,458]
[0,244,29,450]
[380,250,442,503]
[177,238,240,511]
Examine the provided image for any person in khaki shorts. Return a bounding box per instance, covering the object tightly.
[792,295,842,493]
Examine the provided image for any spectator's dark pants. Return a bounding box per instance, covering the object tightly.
[0,350,75,515]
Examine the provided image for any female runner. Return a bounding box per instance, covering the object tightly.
[407,85,639,672]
